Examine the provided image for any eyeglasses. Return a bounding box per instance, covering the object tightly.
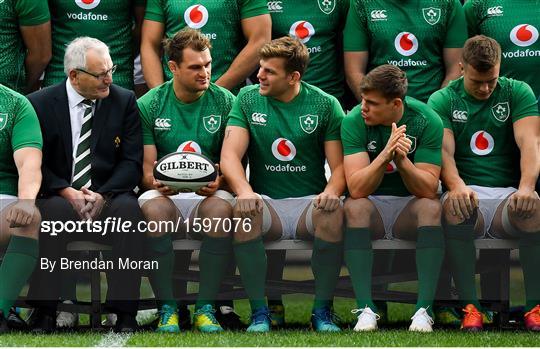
[76,65,117,81]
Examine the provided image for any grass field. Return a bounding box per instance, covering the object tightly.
[0,266,535,347]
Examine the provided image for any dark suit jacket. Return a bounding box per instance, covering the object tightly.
[27,81,143,197]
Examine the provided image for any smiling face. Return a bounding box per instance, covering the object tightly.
[256,57,299,99]
[168,47,212,95]
[69,48,113,100]
[462,62,500,101]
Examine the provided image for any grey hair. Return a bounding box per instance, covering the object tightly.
[63,37,110,76]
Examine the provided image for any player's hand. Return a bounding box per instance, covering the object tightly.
[381,123,406,163]
[394,135,412,163]
[59,187,90,220]
[236,191,263,218]
[446,185,479,221]
[508,188,539,219]
[313,191,340,212]
[196,164,221,197]
[6,200,36,228]
[153,178,178,196]
[81,188,106,221]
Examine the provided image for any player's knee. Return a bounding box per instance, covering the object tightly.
[198,196,232,220]
[509,210,540,233]
[442,199,463,225]
[414,198,442,225]
[141,197,177,237]
[344,198,375,227]
[313,205,343,242]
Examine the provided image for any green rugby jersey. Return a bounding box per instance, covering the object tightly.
[268,0,349,99]
[343,0,467,102]
[464,0,540,97]
[0,84,43,196]
[43,0,144,90]
[227,82,344,199]
[0,0,50,93]
[342,96,443,197]
[144,0,268,89]
[138,81,235,163]
[428,77,539,188]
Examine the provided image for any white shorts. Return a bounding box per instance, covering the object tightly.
[0,194,18,212]
[441,185,517,238]
[368,195,415,239]
[138,190,235,237]
[133,54,146,85]
[261,195,316,240]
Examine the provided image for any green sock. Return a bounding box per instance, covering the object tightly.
[415,226,444,315]
[147,234,176,309]
[234,237,267,311]
[311,238,343,310]
[0,236,38,315]
[344,228,377,311]
[195,236,233,310]
[445,224,481,309]
[519,233,540,312]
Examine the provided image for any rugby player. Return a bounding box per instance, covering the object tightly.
[342,64,444,332]
[137,28,235,333]
[428,35,540,331]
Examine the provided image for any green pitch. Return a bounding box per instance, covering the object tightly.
[0,267,535,347]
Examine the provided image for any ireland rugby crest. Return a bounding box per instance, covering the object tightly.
[422,7,441,25]
[203,115,221,133]
[491,102,510,122]
[406,134,417,153]
[0,113,7,131]
[300,114,319,134]
[317,0,335,14]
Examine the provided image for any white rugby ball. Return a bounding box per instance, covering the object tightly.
[153,152,217,192]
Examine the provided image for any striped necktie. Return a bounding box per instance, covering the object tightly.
[72,99,93,190]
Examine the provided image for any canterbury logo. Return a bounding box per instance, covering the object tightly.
[154,118,171,129]
[370,10,387,20]
[251,112,267,124]
[452,110,468,122]
[487,6,503,16]
[267,1,282,11]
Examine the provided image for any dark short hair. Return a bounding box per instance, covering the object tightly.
[163,28,212,64]
[259,36,309,77]
[359,64,408,100]
[462,35,501,72]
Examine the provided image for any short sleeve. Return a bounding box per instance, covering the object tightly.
[341,105,367,155]
[137,93,156,145]
[427,89,453,130]
[414,108,443,166]
[324,97,344,141]
[226,88,249,129]
[443,0,467,48]
[12,97,42,151]
[511,80,540,122]
[144,0,165,22]
[15,0,50,26]
[463,0,479,37]
[239,0,269,19]
[343,1,369,51]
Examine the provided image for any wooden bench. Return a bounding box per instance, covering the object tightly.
[33,238,514,329]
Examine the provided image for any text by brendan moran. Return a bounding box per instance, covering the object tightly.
[40,257,158,273]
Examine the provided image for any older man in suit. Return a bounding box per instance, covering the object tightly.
[26,37,145,333]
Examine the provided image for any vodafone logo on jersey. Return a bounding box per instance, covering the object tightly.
[385,160,397,174]
[75,0,100,10]
[271,138,296,161]
[510,24,539,47]
[177,141,202,154]
[470,131,494,156]
[394,32,418,56]
[290,21,315,44]
[184,5,209,29]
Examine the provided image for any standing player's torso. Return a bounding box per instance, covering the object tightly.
[142,82,232,163]
[359,98,433,196]
[45,0,134,89]
[444,78,522,187]
[467,0,540,97]
[357,0,457,101]
[238,83,337,199]
[158,0,245,84]
[0,0,30,92]
[268,0,347,98]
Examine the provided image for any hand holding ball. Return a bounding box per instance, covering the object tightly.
[153,152,217,192]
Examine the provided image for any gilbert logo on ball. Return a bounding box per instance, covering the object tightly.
[470,131,494,156]
[75,0,101,10]
[510,24,539,47]
[184,4,209,29]
[271,138,296,162]
[290,21,315,44]
[394,32,419,56]
[154,152,217,192]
